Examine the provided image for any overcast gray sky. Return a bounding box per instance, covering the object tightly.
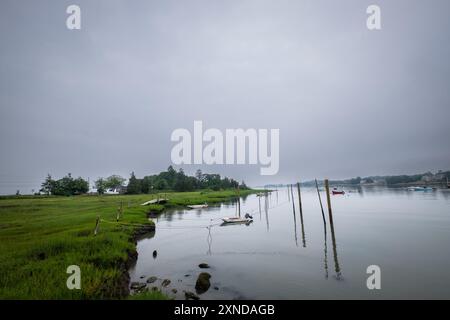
[1,0,450,194]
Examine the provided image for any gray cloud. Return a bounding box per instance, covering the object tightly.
[1,0,450,194]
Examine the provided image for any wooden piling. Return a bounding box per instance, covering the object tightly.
[315,179,326,225]
[94,216,100,236]
[296,182,306,247]
[324,179,334,226]
[237,186,241,217]
[116,201,123,222]
[296,182,303,216]
[324,179,341,279]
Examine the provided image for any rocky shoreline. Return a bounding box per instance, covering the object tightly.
[119,221,155,298]
[130,262,216,300]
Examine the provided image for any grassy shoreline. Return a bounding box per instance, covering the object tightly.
[0,189,259,299]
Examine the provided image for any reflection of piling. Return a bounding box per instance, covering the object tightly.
[323,226,329,279]
[292,199,298,247]
[314,179,328,277]
[315,179,326,225]
[264,193,269,231]
[324,179,341,279]
[296,182,306,247]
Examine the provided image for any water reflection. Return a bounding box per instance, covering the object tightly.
[264,193,270,231]
[206,225,212,255]
[323,226,328,279]
[330,220,342,280]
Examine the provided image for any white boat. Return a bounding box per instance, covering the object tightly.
[141,198,169,206]
[187,203,208,209]
[408,186,434,192]
[221,217,252,224]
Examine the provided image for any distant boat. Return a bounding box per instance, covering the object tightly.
[187,203,208,209]
[222,213,253,225]
[408,186,434,192]
[331,188,345,195]
[221,217,252,224]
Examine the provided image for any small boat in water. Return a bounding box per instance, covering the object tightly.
[331,188,345,195]
[187,203,208,209]
[221,213,253,225]
[408,186,435,192]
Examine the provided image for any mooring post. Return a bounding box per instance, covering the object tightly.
[324,179,334,226]
[94,216,100,236]
[324,179,341,278]
[237,186,241,217]
[296,182,303,216]
[315,179,326,225]
[290,184,295,214]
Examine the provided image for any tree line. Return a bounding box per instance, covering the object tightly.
[40,166,248,196]
[122,166,247,194]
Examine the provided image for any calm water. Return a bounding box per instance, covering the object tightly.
[129,187,450,299]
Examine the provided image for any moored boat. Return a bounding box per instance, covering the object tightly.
[221,217,252,224]
[331,189,345,195]
[187,203,208,209]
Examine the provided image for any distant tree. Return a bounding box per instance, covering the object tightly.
[40,174,54,195]
[40,173,89,196]
[72,177,89,194]
[155,178,169,190]
[240,180,249,190]
[127,172,142,194]
[95,178,106,195]
[104,175,125,190]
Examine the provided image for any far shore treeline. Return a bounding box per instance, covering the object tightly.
[39,166,249,196]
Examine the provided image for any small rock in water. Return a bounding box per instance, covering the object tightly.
[146,276,157,283]
[130,282,146,290]
[195,272,211,294]
[152,250,157,258]
[214,286,219,290]
[185,291,200,300]
[199,263,210,269]
[161,279,171,287]
[140,275,145,279]
[171,288,178,294]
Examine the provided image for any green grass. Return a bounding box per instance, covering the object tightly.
[0,189,257,299]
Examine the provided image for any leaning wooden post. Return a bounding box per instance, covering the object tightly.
[324,178,341,279]
[315,179,326,225]
[324,179,334,226]
[94,216,100,236]
[290,184,295,214]
[296,182,303,215]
